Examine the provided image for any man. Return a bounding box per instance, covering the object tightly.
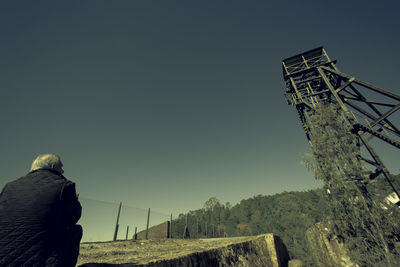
[0,154,82,266]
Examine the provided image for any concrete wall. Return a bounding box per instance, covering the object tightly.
[78,233,290,267]
[136,221,170,240]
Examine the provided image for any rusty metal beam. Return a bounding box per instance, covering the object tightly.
[320,65,400,101]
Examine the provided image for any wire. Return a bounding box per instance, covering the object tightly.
[79,196,170,217]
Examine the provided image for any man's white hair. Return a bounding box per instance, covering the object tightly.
[30,154,62,172]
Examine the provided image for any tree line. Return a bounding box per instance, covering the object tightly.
[171,189,328,263]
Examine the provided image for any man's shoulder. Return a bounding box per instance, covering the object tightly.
[2,170,76,197]
[7,169,67,189]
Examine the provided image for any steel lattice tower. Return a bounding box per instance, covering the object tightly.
[282,47,400,199]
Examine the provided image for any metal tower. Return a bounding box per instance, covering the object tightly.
[282,47,400,198]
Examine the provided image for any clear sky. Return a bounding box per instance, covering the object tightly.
[1,1,399,241]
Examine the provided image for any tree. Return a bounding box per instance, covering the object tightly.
[302,103,400,266]
[203,197,221,211]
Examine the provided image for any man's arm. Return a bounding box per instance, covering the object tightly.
[59,181,82,227]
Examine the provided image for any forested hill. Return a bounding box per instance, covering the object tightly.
[171,174,400,263]
[171,189,329,262]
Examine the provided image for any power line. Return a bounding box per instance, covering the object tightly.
[79,196,170,217]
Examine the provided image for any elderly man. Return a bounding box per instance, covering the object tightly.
[0,154,82,266]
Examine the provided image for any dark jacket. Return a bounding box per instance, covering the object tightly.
[0,168,82,266]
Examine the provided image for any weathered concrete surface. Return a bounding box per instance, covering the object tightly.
[77,234,289,267]
[288,259,303,267]
[305,222,357,267]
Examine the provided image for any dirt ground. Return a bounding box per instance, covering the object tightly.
[77,236,255,265]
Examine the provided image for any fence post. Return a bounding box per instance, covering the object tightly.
[183,214,190,239]
[170,213,173,238]
[126,225,129,240]
[113,201,122,241]
[165,221,171,238]
[134,227,137,240]
[145,208,150,239]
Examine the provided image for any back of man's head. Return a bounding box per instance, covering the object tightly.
[30,154,62,172]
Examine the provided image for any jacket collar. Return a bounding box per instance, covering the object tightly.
[29,168,65,178]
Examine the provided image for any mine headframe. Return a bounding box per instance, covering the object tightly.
[282,47,400,199]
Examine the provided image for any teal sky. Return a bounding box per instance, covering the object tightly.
[1,1,399,241]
